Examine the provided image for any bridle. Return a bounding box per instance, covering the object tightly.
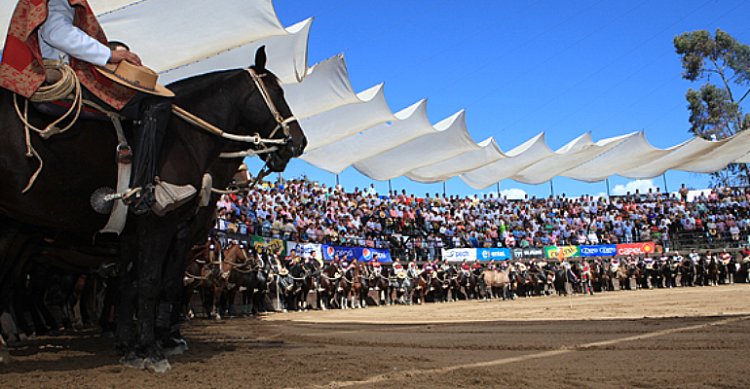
[172,68,299,187]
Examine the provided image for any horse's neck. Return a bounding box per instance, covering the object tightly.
[164,72,247,183]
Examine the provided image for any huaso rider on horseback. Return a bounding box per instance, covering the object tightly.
[0,0,193,215]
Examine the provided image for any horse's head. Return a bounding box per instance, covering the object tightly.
[241,47,307,172]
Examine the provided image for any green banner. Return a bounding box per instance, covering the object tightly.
[544,245,580,259]
[250,235,286,257]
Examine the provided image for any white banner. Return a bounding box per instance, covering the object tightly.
[287,242,323,259]
[441,248,477,262]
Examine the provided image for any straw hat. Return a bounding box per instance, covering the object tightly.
[96,61,174,97]
[278,268,289,276]
[397,271,407,279]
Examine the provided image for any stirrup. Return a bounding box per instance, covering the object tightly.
[151,179,197,216]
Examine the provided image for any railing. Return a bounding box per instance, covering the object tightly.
[669,229,749,251]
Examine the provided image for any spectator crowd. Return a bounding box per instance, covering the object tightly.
[213,173,750,260]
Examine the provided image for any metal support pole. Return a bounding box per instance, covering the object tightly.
[662,173,668,194]
[496,182,501,198]
[605,178,611,198]
[335,174,340,187]
[550,179,555,198]
[442,181,446,197]
[388,179,392,194]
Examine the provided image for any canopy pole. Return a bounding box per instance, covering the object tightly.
[335,174,340,187]
[662,173,668,194]
[496,182,501,198]
[388,179,392,194]
[442,181,446,197]
[550,179,555,198]
[605,178,611,198]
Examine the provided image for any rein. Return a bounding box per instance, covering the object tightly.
[171,69,296,159]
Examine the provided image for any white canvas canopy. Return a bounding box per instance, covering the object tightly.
[2,0,749,189]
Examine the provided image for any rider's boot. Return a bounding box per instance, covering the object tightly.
[128,98,195,215]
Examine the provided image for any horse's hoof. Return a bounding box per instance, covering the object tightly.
[282,309,288,313]
[120,352,145,370]
[161,338,189,357]
[144,357,171,374]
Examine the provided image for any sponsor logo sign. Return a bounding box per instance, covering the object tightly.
[616,242,655,256]
[522,247,544,257]
[286,242,322,259]
[579,244,617,257]
[250,235,286,257]
[544,245,580,259]
[477,248,512,261]
[321,245,392,263]
[441,248,477,262]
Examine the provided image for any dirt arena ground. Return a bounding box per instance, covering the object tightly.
[2,284,749,388]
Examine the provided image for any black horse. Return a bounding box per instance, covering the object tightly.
[0,47,306,371]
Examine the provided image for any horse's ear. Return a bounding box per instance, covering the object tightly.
[254,46,267,71]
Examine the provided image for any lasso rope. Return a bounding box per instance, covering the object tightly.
[13,60,83,193]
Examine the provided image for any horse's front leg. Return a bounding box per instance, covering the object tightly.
[135,218,174,373]
[116,235,140,368]
[157,231,190,357]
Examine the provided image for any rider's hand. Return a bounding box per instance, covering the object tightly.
[108,49,142,66]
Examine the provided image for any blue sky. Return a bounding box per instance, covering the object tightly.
[254,0,750,198]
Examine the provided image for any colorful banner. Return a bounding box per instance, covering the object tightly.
[477,248,512,261]
[544,245,580,259]
[250,235,286,257]
[441,248,477,262]
[322,245,392,263]
[580,244,617,257]
[286,242,322,260]
[616,242,655,256]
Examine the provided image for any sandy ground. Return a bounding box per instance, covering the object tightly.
[1,284,749,388]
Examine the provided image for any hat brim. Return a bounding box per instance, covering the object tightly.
[95,66,174,98]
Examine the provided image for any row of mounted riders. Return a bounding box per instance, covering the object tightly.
[4,241,749,363]
[183,240,750,318]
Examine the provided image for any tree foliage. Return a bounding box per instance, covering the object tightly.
[674,29,750,186]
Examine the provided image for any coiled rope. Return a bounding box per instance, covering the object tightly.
[13,60,84,193]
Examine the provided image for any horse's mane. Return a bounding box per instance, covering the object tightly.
[166,66,280,97]
[166,69,241,96]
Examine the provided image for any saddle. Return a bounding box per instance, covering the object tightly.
[32,100,116,122]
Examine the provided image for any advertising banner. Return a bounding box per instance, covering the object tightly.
[544,245,580,259]
[250,235,286,257]
[522,247,544,257]
[286,242,322,259]
[322,245,392,263]
[477,248,512,261]
[441,248,477,262]
[579,244,617,257]
[616,242,655,256]
[513,248,524,259]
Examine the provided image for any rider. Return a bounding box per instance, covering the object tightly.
[0,0,193,214]
[460,260,471,275]
[392,258,404,274]
[371,254,382,277]
[407,261,419,278]
[580,260,593,295]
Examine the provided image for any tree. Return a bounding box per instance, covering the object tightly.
[674,29,750,186]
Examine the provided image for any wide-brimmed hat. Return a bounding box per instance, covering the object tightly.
[96,61,174,97]
[278,268,289,276]
[397,271,407,279]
